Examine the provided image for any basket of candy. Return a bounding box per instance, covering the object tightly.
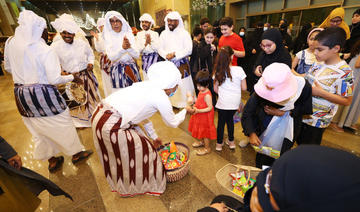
[216,164,261,202]
[158,141,190,182]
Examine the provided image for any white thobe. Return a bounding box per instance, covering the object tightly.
[158,28,195,108]
[105,31,139,64]
[51,38,95,73]
[136,30,159,55]
[4,38,84,160]
[105,81,187,140]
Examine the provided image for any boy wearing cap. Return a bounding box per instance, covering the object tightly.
[298,27,354,145]
[241,63,312,168]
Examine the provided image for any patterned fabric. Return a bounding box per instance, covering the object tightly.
[100,53,111,75]
[14,83,67,117]
[303,61,354,128]
[173,57,190,78]
[91,103,166,196]
[142,52,158,74]
[110,62,142,88]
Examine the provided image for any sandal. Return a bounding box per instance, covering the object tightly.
[48,156,64,173]
[192,141,204,148]
[72,150,93,164]
[196,148,211,156]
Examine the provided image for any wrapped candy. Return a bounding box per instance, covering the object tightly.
[230,170,256,198]
[170,141,178,153]
[158,142,188,170]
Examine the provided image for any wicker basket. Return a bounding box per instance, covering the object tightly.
[216,164,261,202]
[158,142,190,183]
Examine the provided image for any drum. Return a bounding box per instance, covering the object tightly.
[58,82,87,109]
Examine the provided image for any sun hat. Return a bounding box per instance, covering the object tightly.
[254,63,298,103]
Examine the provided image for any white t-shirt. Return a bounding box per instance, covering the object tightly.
[215,66,246,110]
[295,49,317,65]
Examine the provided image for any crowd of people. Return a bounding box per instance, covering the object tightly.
[2,6,360,211]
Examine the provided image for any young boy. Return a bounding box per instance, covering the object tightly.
[218,17,245,66]
[297,27,354,145]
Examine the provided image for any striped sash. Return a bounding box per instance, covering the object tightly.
[141,52,159,74]
[173,58,190,78]
[110,62,142,89]
[14,83,67,117]
[100,53,111,75]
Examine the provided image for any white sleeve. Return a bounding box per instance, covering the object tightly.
[4,38,11,73]
[143,121,158,140]
[126,33,140,59]
[44,50,74,85]
[84,41,95,65]
[94,37,105,53]
[295,50,302,59]
[157,32,168,59]
[135,33,145,53]
[174,32,192,60]
[156,94,186,128]
[144,31,160,52]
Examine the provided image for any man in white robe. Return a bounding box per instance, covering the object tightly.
[158,11,195,108]
[51,14,101,128]
[4,10,92,173]
[136,13,159,80]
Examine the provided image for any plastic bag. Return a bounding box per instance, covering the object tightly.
[252,112,292,159]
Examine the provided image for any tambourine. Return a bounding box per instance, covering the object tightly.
[58,82,87,109]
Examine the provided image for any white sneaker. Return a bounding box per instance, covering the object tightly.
[239,139,249,148]
[216,143,223,151]
[225,140,236,149]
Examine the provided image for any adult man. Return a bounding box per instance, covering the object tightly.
[200,17,211,32]
[136,13,160,79]
[102,11,141,93]
[158,11,195,108]
[51,14,101,128]
[4,10,92,173]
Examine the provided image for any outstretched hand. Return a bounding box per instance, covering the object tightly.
[153,138,163,149]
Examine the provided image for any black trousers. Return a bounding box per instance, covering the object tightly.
[297,122,325,145]
[255,138,294,168]
[217,109,236,144]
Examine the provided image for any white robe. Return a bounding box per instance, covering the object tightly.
[136,30,159,80]
[94,33,112,98]
[4,38,84,160]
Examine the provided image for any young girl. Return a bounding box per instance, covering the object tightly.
[213,46,247,151]
[292,28,323,75]
[188,70,217,156]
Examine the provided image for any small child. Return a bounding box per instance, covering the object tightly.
[213,46,247,151]
[292,28,323,75]
[187,70,217,156]
[298,27,354,145]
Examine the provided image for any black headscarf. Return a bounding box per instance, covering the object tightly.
[254,28,292,70]
[255,145,360,212]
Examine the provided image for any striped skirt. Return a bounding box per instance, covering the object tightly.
[110,62,141,89]
[91,103,166,196]
[142,52,159,75]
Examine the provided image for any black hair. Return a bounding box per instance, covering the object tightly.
[257,22,264,28]
[200,17,210,26]
[350,40,360,60]
[192,26,202,37]
[353,8,360,16]
[315,27,346,50]
[195,70,211,87]
[240,27,246,31]
[219,17,233,27]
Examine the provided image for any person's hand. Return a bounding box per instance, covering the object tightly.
[264,105,285,117]
[237,102,244,113]
[166,52,175,60]
[86,63,93,72]
[249,133,261,146]
[210,202,228,212]
[252,49,256,54]
[312,80,324,97]
[72,73,83,84]
[186,106,195,114]
[153,138,162,149]
[210,44,216,51]
[145,34,151,45]
[7,154,22,170]
[193,107,199,114]
[122,36,131,49]
[90,30,99,40]
[254,65,262,77]
[343,53,351,60]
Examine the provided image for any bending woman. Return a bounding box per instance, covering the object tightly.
[91,61,187,196]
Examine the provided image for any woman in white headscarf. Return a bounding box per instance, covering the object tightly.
[91,61,187,196]
[102,11,141,95]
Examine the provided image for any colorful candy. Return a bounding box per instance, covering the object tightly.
[159,141,187,170]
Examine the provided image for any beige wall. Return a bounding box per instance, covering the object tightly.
[139,0,190,31]
[0,0,15,36]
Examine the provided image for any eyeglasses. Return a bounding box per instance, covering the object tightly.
[260,43,273,49]
[110,19,122,24]
[264,169,272,194]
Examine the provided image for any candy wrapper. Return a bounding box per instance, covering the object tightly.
[158,141,188,170]
[230,170,256,198]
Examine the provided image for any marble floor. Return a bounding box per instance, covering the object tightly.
[1,59,360,212]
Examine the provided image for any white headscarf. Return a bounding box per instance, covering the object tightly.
[164,11,184,32]
[139,13,155,30]
[51,13,85,35]
[96,18,105,31]
[147,61,181,89]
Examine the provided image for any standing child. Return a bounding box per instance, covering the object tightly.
[298,27,354,145]
[292,28,323,75]
[188,70,217,156]
[213,46,247,151]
